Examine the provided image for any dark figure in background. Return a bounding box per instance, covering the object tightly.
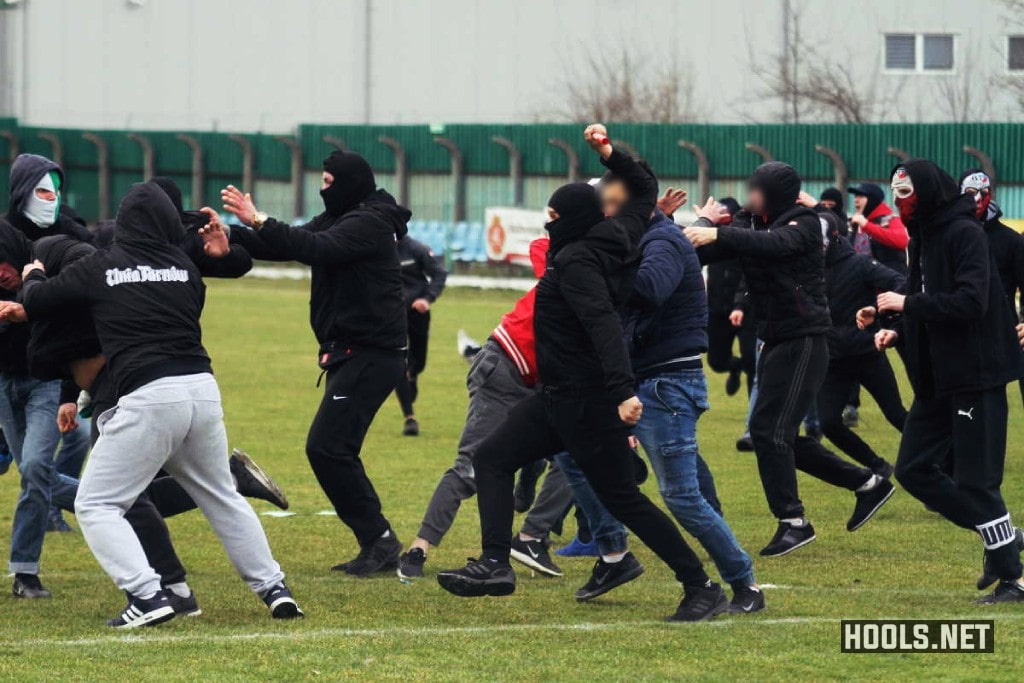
[704,197,756,397]
[685,162,895,558]
[847,182,909,275]
[222,151,410,577]
[394,235,447,436]
[874,160,1024,604]
[959,169,1024,410]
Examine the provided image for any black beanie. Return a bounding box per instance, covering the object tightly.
[321,151,377,217]
[820,187,843,211]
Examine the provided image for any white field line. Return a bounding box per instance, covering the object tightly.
[9,613,1024,649]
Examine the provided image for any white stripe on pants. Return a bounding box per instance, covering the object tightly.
[75,373,284,597]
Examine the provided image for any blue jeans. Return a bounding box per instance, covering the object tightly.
[554,451,629,556]
[634,370,754,586]
[50,419,90,516]
[0,374,61,574]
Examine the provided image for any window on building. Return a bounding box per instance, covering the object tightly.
[885,34,917,70]
[922,35,954,70]
[1010,36,1024,71]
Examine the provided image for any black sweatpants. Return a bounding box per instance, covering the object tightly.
[749,335,873,520]
[307,348,405,546]
[474,389,710,590]
[706,313,757,394]
[896,388,1022,581]
[396,309,430,417]
[818,352,907,469]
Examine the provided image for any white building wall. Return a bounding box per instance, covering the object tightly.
[0,0,1020,131]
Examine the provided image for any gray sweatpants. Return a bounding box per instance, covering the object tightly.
[418,340,552,545]
[76,373,284,598]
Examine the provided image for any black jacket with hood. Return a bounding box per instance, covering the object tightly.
[534,149,657,403]
[5,154,92,244]
[698,162,831,343]
[248,152,409,353]
[397,236,447,304]
[21,182,211,399]
[0,219,33,375]
[822,222,905,360]
[976,204,1024,323]
[896,159,1019,399]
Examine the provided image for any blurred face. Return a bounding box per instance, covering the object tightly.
[853,195,868,213]
[820,199,838,211]
[0,262,21,292]
[321,171,335,191]
[600,179,628,218]
[746,187,765,216]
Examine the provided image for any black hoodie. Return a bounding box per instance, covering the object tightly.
[0,219,33,374]
[5,154,92,243]
[533,149,656,402]
[700,162,831,342]
[896,159,1018,398]
[249,184,410,353]
[21,182,211,398]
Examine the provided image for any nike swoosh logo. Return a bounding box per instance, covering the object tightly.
[333,395,349,401]
[594,573,609,585]
[739,602,757,612]
[527,546,540,559]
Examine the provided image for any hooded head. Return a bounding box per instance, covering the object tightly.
[32,235,96,276]
[598,158,657,218]
[546,182,604,253]
[847,182,885,217]
[8,154,65,230]
[746,162,801,220]
[113,181,186,247]
[959,169,996,221]
[321,151,377,217]
[889,159,962,229]
[0,219,32,292]
[151,176,186,216]
[718,197,741,224]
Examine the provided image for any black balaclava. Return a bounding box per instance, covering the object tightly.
[819,187,845,214]
[888,159,962,231]
[546,182,604,254]
[113,181,187,247]
[321,151,377,217]
[0,218,32,271]
[748,162,801,221]
[151,176,186,216]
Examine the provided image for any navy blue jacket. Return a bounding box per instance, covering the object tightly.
[625,210,708,376]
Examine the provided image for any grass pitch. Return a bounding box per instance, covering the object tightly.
[1,279,1023,682]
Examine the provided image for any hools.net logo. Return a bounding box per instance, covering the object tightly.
[841,620,994,653]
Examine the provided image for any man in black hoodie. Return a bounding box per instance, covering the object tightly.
[222,151,409,577]
[874,160,1024,603]
[437,126,725,622]
[0,182,301,627]
[685,162,894,557]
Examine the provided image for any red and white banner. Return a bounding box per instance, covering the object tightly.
[484,207,547,266]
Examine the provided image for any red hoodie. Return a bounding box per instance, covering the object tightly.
[493,237,547,386]
[859,202,909,250]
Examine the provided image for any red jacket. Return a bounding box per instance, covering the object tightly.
[860,202,909,250]
[493,237,547,386]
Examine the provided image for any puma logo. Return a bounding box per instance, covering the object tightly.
[958,407,975,421]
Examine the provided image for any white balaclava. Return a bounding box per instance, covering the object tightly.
[23,171,61,229]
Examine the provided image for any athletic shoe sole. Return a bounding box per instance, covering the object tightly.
[575,563,645,602]
[111,605,176,629]
[267,597,305,619]
[509,548,563,577]
[847,485,896,532]
[397,566,424,583]
[232,448,289,510]
[665,593,730,623]
[760,533,817,557]
[437,573,516,598]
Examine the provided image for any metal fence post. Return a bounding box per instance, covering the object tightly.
[434,136,465,222]
[678,140,709,203]
[82,133,110,220]
[378,136,409,207]
[127,133,155,180]
[492,136,523,207]
[176,134,205,207]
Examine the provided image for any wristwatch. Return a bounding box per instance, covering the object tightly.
[252,210,268,229]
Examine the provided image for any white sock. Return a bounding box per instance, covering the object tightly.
[138,591,158,600]
[165,582,191,598]
[781,517,806,527]
[381,529,391,539]
[601,552,626,564]
[856,474,881,493]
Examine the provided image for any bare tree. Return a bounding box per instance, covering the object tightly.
[933,45,992,122]
[552,48,703,124]
[998,0,1024,111]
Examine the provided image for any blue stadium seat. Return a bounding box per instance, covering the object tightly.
[467,221,488,262]
[425,221,448,255]
[406,220,428,242]
[449,221,471,261]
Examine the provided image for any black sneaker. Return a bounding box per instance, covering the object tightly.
[735,433,754,452]
[397,548,427,583]
[725,369,742,396]
[230,448,289,510]
[847,478,895,531]
[575,553,645,602]
[437,558,516,597]
[403,418,420,437]
[46,509,75,533]
[107,591,176,629]
[760,520,817,557]
[261,582,304,619]
[344,533,403,577]
[977,528,1024,590]
[729,585,766,614]
[666,582,729,622]
[12,573,51,599]
[510,537,563,577]
[871,460,895,479]
[976,580,1024,604]
[165,589,202,617]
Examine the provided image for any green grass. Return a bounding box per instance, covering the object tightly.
[2,279,1024,682]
